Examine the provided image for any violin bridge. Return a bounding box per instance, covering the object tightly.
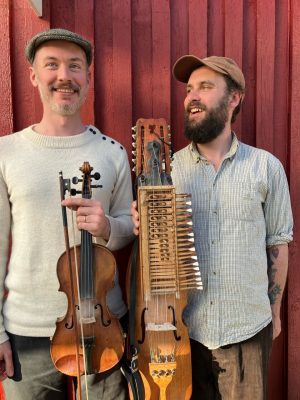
[80,316,96,324]
[146,322,176,331]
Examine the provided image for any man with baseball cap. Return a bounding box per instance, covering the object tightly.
[0,29,133,399]
[132,54,293,399]
[173,55,293,399]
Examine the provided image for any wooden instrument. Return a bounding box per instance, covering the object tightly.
[50,162,124,398]
[129,119,202,400]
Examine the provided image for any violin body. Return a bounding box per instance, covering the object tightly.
[50,162,124,382]
[51,243,124,376]
[128,120,202,400]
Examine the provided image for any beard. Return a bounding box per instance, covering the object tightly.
[36,80,87,116]
[184,93,230,144]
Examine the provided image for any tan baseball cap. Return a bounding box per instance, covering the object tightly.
[25,28,93,66]
[173,55,245,90]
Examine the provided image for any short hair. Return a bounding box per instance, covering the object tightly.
[223,74,245,123]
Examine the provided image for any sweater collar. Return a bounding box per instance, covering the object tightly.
[20,125,99,148]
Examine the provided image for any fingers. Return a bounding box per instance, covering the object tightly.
[62,197,99,210]
[0,341,14,380]
[131,201,140,235]
[271,315,281,340]
[62,198,109,238]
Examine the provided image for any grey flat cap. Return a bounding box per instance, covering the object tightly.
[25,28,93,65]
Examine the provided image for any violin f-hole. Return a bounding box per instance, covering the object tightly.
[95,303,111,327]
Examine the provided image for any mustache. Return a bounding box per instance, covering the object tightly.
[186,101,207,112]
[49,83,80,93]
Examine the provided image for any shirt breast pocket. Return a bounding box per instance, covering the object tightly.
[218,181,263,222]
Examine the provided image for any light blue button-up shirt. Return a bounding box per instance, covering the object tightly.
[171,134,293,349]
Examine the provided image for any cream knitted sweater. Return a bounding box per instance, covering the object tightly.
[0,125,134,343]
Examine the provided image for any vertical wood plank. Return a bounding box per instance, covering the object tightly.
[224,0,243,136]
[50,0,74,30]
[11,0,49,131]
[0,0,13,136]
[241,0,256,146]
[288,0,300,398]
[74,0,95,126]
[255,0,276,152]
[131,0,153,121]
[188,0,208,57]
[152,0,171,121]
[111,0,132,151]
[273,0,289,165]
[94,0,113,133]
[170,0,189,152]
[268,3,290,396]
[207,0,224,56]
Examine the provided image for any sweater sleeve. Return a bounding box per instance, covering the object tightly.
[0,166,11,344]
[96,149,134,251]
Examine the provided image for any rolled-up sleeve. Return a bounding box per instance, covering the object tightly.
[264,162,293,247]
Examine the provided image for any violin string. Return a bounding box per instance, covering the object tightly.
[150,130,163,360]
[70,205,89,400]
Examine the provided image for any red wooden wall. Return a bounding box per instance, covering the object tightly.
[0,1,299,399]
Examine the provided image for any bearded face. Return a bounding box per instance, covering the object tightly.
[184,92,230,144]
[36,79,87,116]
[30,41,90,117]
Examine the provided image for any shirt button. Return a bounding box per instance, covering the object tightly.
[210,301,213,305]
[213,271,216,275]
[211,240,215,244]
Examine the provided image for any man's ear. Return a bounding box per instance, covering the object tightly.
[29,66,38,87]
[229,91,244,109]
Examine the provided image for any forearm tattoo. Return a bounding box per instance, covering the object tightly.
[267,246,281,304]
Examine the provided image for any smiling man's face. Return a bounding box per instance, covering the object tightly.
[29,40,90,116]
[183,67,231,144]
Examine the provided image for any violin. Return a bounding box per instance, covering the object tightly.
[127,119,202,400]
[50,162,124,398]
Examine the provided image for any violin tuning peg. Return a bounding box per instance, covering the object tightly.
[131,126,137,132]
[92,172,101,180]
[132,142,137,149]
[72,177,82,185]
[70,188,78,196]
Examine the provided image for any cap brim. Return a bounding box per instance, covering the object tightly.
[172,55,206,83]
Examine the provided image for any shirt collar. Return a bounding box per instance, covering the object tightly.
[188,132,240,163]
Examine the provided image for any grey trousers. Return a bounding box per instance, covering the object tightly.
[2,333,129,400]
[190,323,273,400]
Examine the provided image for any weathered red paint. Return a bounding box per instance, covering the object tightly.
[0,1,297,399]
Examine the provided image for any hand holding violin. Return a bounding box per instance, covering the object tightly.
[62,197,111,240]
[0,340,14,381]
[131,200,139,236]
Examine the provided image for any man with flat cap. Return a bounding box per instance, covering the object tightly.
[0,28,133,399]
[132,55,293,399]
